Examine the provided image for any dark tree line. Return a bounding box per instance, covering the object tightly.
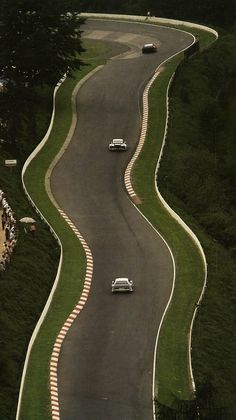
[156,29,236,413]
[79,0,235,28]
[0,0,85,88]
[0,0,85,150]
[0,0,234,149]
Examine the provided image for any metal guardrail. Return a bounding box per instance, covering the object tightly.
[15,14,218,420]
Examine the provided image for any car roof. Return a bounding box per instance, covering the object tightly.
[143,43,156,47]
[115,277,129,282]
[112,138,124,143]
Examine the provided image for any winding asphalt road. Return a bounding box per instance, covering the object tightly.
[50,20,193,420]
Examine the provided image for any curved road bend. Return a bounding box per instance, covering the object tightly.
[50,20,193,420]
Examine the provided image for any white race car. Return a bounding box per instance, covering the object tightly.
[112,278,134,292]
[109,138,127,151]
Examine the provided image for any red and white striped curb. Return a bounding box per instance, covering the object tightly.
[48,67,161,418]
[50,209,93,420]
[124,69,162,200]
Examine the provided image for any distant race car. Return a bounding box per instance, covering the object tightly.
[109,138,127,151]
[142,43,157,53]
[112,278,134,293]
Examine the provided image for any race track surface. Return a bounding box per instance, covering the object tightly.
[50,19,193,420]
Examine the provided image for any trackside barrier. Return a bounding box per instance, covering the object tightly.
[123,54,207,420]
[155,75,207,389]
[16,66,102,419]
[80,13,218,39]
[15,13,218,420]
[152,23,217,412]
[15,76,66,420]
[184,39,200,58]
[80,12,218,419]
[45,66,101,420]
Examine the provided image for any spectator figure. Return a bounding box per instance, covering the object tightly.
[30,223,36,237]
[9,230,15,242]
[2,200,8,216]
[5,223,10,241]
[0,260,5,271]
[0,190,4,208]
[10,238,17,251]
[1,213,6,230]
[0,191,17,271]
[145,11,151,20]
[4,253,10,266]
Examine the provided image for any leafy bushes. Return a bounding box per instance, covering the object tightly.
[0,213,60,419]
[0,88,59,418]
[160,32,236,253]
[158,32,236,417]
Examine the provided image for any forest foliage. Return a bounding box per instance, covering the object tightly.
[0,0,235,418]
[78,0,236,28]
[159,32,236,256]
[157,31,236,418]
[0,0,85,150]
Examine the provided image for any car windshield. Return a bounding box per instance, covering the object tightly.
[116,281,128,285]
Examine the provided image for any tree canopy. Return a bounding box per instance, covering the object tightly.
[0,0,85,88]
[79,0,235,28]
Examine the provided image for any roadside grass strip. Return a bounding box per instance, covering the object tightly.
[131,55,204,404]
[18,41,115,420]
[17,22,216,418]
[131,33,216,407]
[19,74,88,420]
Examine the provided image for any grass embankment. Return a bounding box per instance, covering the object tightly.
[18,26,217,418]
[0,40,127,420]
[132,27,217,409]
[157,30,236,418]
[133,57,204,405]
[0,22,220,418]
[19,39,128,420]
[89,18,236,418]
[19,75,88,418]
[84,19,220,413]
[0,92,59,420]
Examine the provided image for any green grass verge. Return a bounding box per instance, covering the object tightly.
[132,54,204,404]
[18,22,216,418]
[18,39,127,420]
[132,28,216,406]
